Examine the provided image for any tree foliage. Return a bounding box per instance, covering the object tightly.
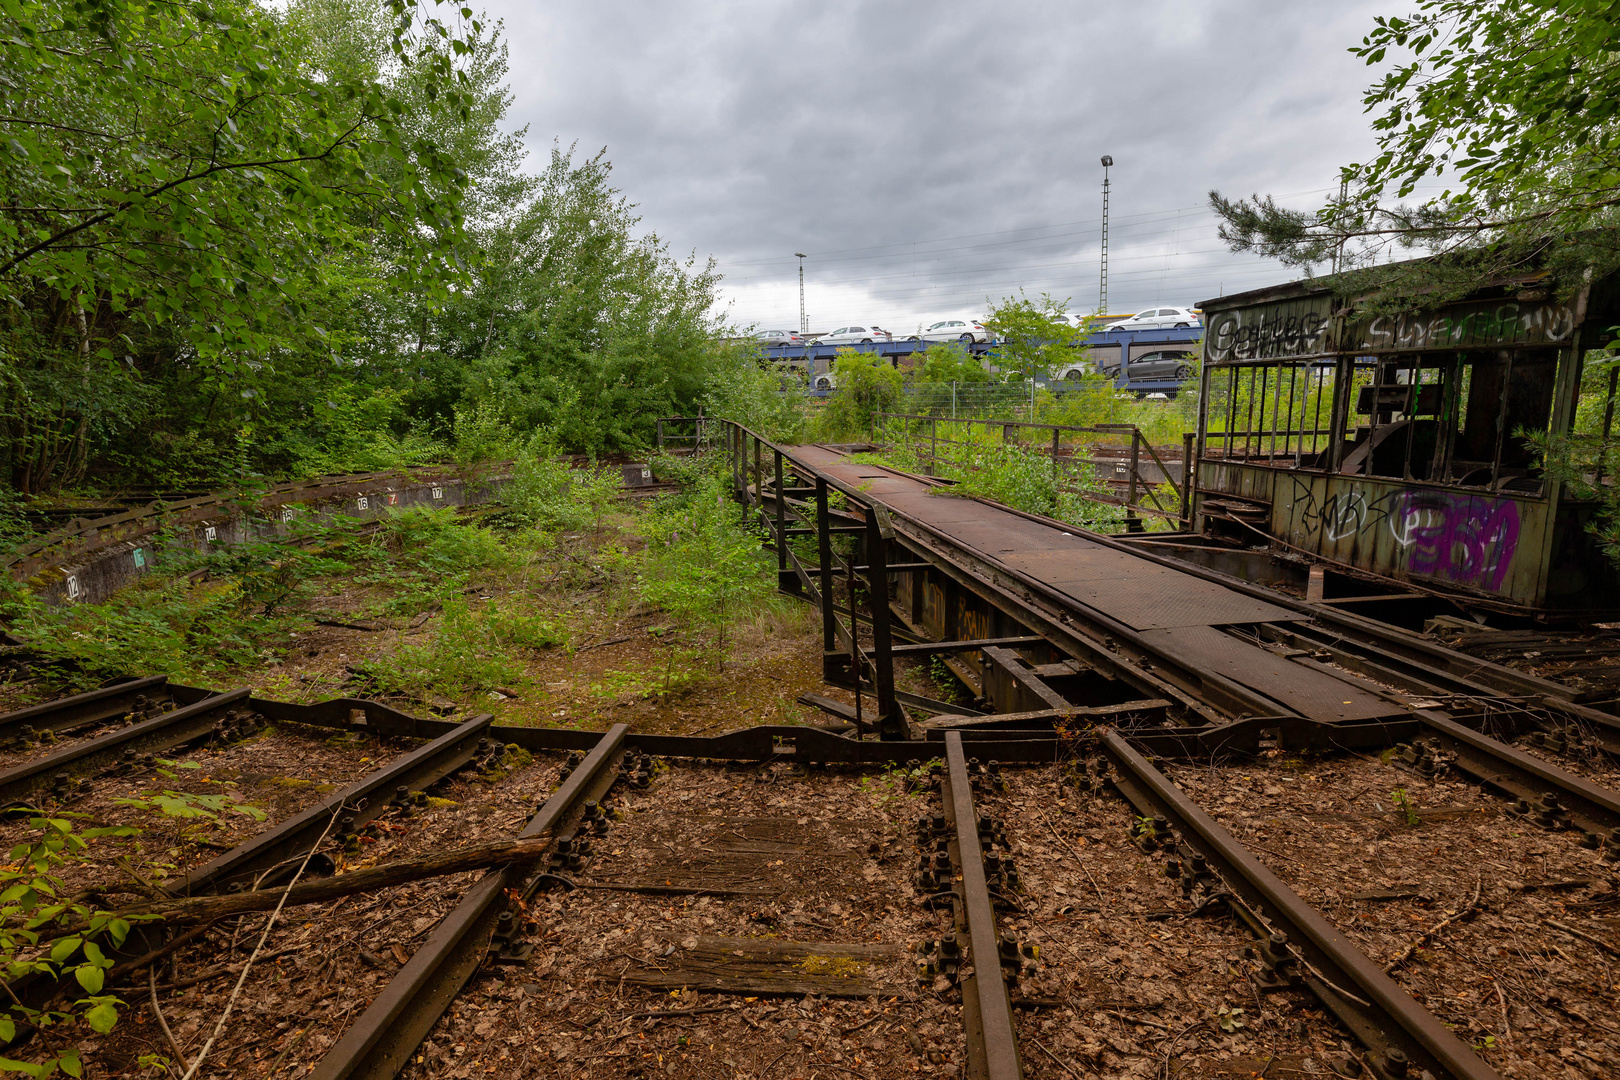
[413,145,724,455]
[0,0,736,494]
[0,0,474,361]
[907,344,993,386]
[1211,1,1620,298]
[819,351,902,438]
[982,292,1092,380]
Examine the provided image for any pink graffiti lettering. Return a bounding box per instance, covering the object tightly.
[1392,491,1520,592]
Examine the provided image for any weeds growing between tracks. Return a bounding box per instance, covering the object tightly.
[0,452,816,731]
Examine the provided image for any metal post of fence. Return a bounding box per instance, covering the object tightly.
[816,479,837,666]
[1051,426,1060,478]
[740,429,751,524]
[752,434,763,521]
[865,506,902,740]
[951,381,957,419]
[656,418,664,453]
[1181,431,1196,530]
[931,416,938,468]
[1126,428,1142,532]
[774,449,790,588]
[848,545,863,736]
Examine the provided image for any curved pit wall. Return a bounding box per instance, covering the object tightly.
[8,466,513,608]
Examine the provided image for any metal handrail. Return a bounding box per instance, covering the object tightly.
[874,409,1188,526]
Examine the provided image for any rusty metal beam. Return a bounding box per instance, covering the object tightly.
[943,732,1022,1080]
[889,637,1047,656]
[311,724,629,1080]
[1099,730,1501,1080]
[865,505,903,738]
[922,699,1171,731]
[0,688,248,806]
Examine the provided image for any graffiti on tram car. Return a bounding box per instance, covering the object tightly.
[1291,478,1523,592]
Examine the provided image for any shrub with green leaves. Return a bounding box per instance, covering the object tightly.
[636,475,774,667]
[357,597,567,698]
[498,445,625,535]
[1,815,144,1077]
[817,350,903,440]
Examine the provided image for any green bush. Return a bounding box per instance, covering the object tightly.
[357,596,566,698]
[452,400,520,465]
[700,340,807,443]
[498,443,624,534]
[636,474,774,667]
[816,350,903,440]
[907,344,994,387]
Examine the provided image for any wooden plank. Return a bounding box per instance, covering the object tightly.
[615,936,903,999]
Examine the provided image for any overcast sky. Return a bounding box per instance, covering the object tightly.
[478,0,1399,331]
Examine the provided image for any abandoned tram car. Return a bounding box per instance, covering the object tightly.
[1191,271,1620,615]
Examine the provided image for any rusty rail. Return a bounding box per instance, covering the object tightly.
[0,675,171,743]
[310,724,629,1080]
[942,731,1023,1079]
[0,688,248,806]
[1099,731,1501,1080]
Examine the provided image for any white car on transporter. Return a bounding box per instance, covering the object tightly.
[1104,306,1202,331]
[814,325,893,345]
[918,318,994,344]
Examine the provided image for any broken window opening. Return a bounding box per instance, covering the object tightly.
[1200,360,1335,465]
[1566,349,1620,490]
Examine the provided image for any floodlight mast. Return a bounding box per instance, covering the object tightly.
[795,253,807,336]
[1099,156,1113,314]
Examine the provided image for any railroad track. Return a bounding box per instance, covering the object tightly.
[3,421,1620,1077]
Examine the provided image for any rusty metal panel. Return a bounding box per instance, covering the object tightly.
[999,545,1151,582]
[1343,297,1579,354]
[1204,293,1335,364]
[936,520,1092,555]
[1197,462,1278,504]
[1030,565,1303,630]
[1138,625,1397,721]
[882,492,989,523]
[1271,473,1550,606]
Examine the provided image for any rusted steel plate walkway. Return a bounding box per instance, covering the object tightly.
[789,445,1396,723]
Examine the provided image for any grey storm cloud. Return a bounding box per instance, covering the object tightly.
[479,0,1396,328]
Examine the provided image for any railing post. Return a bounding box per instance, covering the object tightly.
[1126,427,1142,532]
[816,478,838,674]
[1182,431,1196,530]
[752,433,763,521]
[738,429,749,522]
[931,416,938,468]
[865,506,902,740]
[656,418,664,453]
[774,450,791,590]
[1051,426,1060,478]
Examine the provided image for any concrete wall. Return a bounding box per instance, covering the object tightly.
[25,471,510,608]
